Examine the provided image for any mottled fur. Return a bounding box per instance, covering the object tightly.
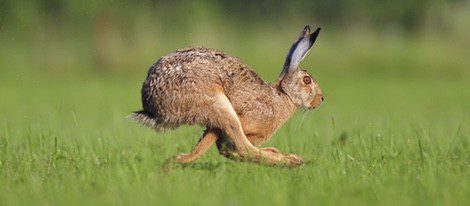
[131,26,323,167]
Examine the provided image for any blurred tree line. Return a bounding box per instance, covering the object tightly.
[0,0,468,76]
[1,0,465,33]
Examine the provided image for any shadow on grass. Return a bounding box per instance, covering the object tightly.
[161,157,311,173]
[178,162,224,171]
[161,158,228,173]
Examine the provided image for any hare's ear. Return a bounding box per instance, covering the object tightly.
[280,25,321,77]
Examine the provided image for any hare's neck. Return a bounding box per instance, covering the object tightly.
[270,81,298,125]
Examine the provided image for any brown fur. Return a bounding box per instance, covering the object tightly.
[131,26,323,167]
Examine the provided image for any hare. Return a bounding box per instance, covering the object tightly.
[132,25,323,167]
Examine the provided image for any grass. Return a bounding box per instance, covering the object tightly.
[0,70,468,205]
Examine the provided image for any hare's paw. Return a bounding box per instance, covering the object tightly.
[261,147,281,154]
[283,154,304,167]
[174,153,193,163]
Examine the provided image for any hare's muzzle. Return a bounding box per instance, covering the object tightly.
[309,93,324,109]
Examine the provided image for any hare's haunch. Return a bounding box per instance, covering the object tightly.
[132,25,323,167]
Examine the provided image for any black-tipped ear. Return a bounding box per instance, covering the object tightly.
[297,25,310,40]
[280,26,321,77]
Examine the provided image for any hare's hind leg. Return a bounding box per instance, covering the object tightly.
[175,128,219,163]
[212,93,303,167]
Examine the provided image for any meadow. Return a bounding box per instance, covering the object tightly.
[0,1,469,205]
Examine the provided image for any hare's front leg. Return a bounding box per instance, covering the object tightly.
[259,147,303,166]
[174,128,219,163]
[260,147,281,153]
[217,140,303,166]
[245,134,281,154]
[246,134,304,165]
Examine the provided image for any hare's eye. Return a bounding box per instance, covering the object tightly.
[303,76,312,84]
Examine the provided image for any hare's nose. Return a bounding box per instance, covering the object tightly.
[317,93,324,102]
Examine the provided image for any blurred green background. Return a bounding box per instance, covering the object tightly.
[0,1,469,205]
[1,0,469,79]
[1,0,468,135]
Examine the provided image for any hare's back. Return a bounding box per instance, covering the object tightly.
[144,47,261,90]
[140,47,243,123]
[139,47,276,130]
[143,47,242,91]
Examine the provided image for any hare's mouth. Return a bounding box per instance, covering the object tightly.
[309,105,320,109]
[309,96,324,109]
[308,104,320,109]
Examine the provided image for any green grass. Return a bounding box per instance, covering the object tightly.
[0,70,468,205]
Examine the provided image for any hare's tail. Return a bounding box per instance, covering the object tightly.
[129,110,169,132]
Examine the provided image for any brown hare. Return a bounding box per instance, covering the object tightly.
[132,25,323,167]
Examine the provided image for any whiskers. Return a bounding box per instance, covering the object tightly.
[294,109,312,130]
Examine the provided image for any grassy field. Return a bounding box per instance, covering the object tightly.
[1,55,469,205]
[1,14,469,206]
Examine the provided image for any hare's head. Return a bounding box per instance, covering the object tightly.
[280,25,323,109]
